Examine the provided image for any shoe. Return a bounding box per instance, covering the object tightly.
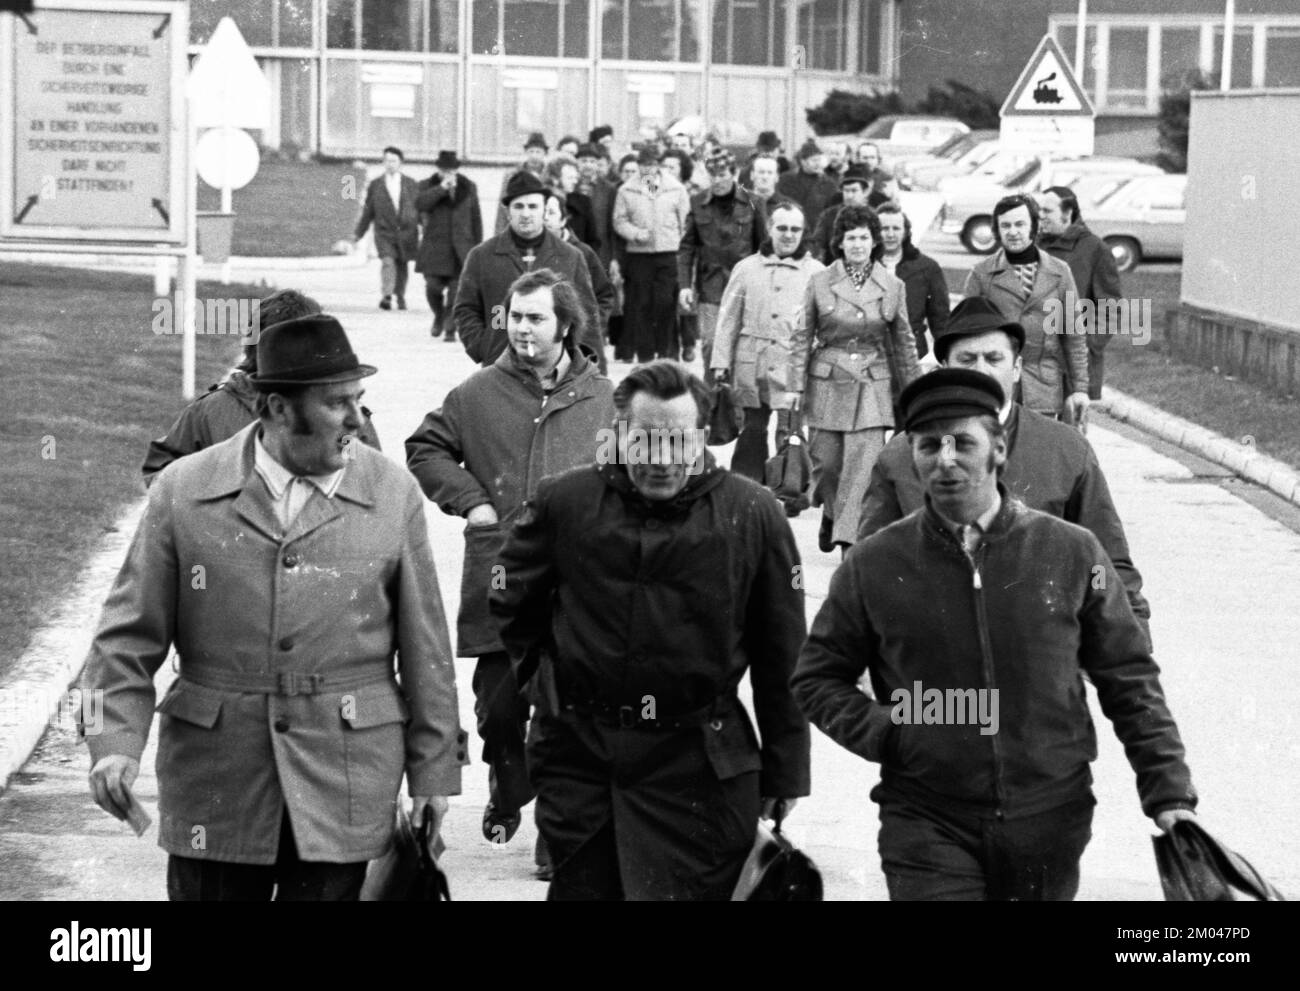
[482,800,522,844]
[396,296,407,310]
[682,347,696,362]
[379,296,392,310]
[818,514,835,554]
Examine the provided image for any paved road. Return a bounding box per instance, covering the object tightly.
[0,207,1293,901]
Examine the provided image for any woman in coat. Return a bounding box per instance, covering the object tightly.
[793,205,921,552]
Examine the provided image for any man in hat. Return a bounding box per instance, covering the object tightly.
[856,297,1151,641]
[455,171,601,367]
[416,150,483,341]
[490,360,811,900]
[612,147,691,362]
[793,367,1198,901]
[776,139,839,228]
[141,288,382,484]
[810,164,873,264]
[408,268,614,878]
[677,148,767,373]
[495,132,551,235]
[83,314,465,901]
[352,146,420,310]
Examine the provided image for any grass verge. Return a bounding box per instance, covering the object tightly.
[0,261,263,668]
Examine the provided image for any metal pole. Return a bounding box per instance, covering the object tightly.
[1220,0,1235,91]
[1074,0,1087,79]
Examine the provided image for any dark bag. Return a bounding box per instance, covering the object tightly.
[1152,819,1285,901]
[360,805,451,901]
[764,432,813,517]
[707,381,744,446]
[731,805,823,901]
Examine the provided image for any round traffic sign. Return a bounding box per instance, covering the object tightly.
[195,126,260,191]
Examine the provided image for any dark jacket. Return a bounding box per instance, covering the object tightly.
[1039,221,1123,354]
[580,176,618,270]
[490,459,812,898]
[415,172,482,277]
[405,345,613,656]
[775,170,839,229]
[454,229,600,366]
[857,403,1151,639]
[354,173,420,258]
[565,190,601,256]
[141,370,381,486]
[676,185,767,305]
[793,491,1196,821]
[562,229,616,327]
[810,202,841,264]
[890,243,949,360]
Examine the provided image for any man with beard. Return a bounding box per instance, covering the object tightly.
[455,172,600,366]
[857,296,1151,644]
[84,314,465,900]
[712,201,824,480]
[1038,185,1123,400]
[677,148,767,371]
[407,269,613,879]
[794,368,1197,901]
[490,361,811,900]
[415,150,483,341]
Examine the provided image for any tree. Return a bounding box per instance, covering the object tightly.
[914,80,1001,129]
[805,89,905,135]
[1156,69,1213,174]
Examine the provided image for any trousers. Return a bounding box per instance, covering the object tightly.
[472,650,535,813]
[624,253,678,362]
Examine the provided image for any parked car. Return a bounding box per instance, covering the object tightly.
[855,115,970,163]
[940,157,1165,253]
[908,141,1032,191]
[1083,173,1187,271]
[892,129,999,186]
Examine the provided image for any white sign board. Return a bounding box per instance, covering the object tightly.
[1,0,189,243]
[186,16,269,130]
[1000,35,1095,158]
[195,125,258,190]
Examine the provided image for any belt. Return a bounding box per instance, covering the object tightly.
[561,696,732,731]
[181,663,396,697]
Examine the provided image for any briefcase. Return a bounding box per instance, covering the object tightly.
[361,805,451,901]
[1152,819,1285,901]
[731,818,823,901]
[707,381,744,446]
[764,433,813,517]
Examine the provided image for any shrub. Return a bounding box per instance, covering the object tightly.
[1156,69,1213,174]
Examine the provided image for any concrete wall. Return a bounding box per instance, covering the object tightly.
[1174,89,1300,396]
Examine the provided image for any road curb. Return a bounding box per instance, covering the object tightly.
[1100,388,1300,505]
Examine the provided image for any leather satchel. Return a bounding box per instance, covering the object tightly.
[764,433,813,517]
[707,381,744,446]
[731,805,823,901]
[1152,819,1285,901]
[360,805,452,901]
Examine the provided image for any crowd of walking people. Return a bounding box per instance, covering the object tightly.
[78,114,1199,903]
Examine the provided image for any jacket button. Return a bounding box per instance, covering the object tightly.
[274,717,289,733]
[533,417,540,424]
[279,637,294,651]
[283,554,299,569]
[857,311,864,319]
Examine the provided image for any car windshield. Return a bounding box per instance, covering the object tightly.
[932,134,970,159]
[1002,160,1041,187]
[859,118,897,139]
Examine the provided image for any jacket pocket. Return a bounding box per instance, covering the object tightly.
[341,687,410,729]
[342,685,408,826]
[701,707,764,780]
[807,354,835,380]
[156,679,223,728]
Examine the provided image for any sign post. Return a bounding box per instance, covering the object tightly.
[999,35,1095,161]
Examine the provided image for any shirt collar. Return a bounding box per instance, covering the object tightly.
[932,489,1002,539]
[253,429,346,500]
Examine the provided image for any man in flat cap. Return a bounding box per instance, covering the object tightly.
[857,296,1152,645]
[792,367,1198,900]
[456,171,601,367]
[82,314,465,900]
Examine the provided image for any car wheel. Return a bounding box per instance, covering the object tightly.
[960,216,997,254]
[1105,236,1141,273]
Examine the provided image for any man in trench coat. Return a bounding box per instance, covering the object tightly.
[82,314,465,901]
[415,150,483,341]
[406,269,613,873]
[490,360,811,900]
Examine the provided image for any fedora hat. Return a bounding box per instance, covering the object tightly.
[933,296,1026,362]
[434,149,460,170]
[251,314,377,388]
[500,170,552,205]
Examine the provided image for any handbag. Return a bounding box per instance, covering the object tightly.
[707,381,744,446]
[1152,819,1285,901]
[731,804,823,901]
[764,432,813,517]
[360,804,452,901]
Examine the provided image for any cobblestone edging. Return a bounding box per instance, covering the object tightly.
[1101,388,1300,505]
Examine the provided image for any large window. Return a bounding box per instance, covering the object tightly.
[1055,24,1098,96]
[361,0,421,51]
[1212,27,1254,89]
[475,0,587,57]
[711,0,785,67]
[190,0,275,47]
[797,0,846,72]
[1160,25,1202,88]
[859,0,884,76]
[1265,27,1300,88]
[1108,26,1148,108]
[602,0,699,62]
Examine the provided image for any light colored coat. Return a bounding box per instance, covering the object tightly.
[794,261,921,431]
[82,424,465,865]
[612,172,691,254]
[964,249,1087,414]
[712,248,825,410]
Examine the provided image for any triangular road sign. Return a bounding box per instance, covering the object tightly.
[1000,35,1094,118]
[187,17,271,129]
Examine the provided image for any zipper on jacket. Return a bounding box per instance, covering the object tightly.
[960,539,1005,818]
